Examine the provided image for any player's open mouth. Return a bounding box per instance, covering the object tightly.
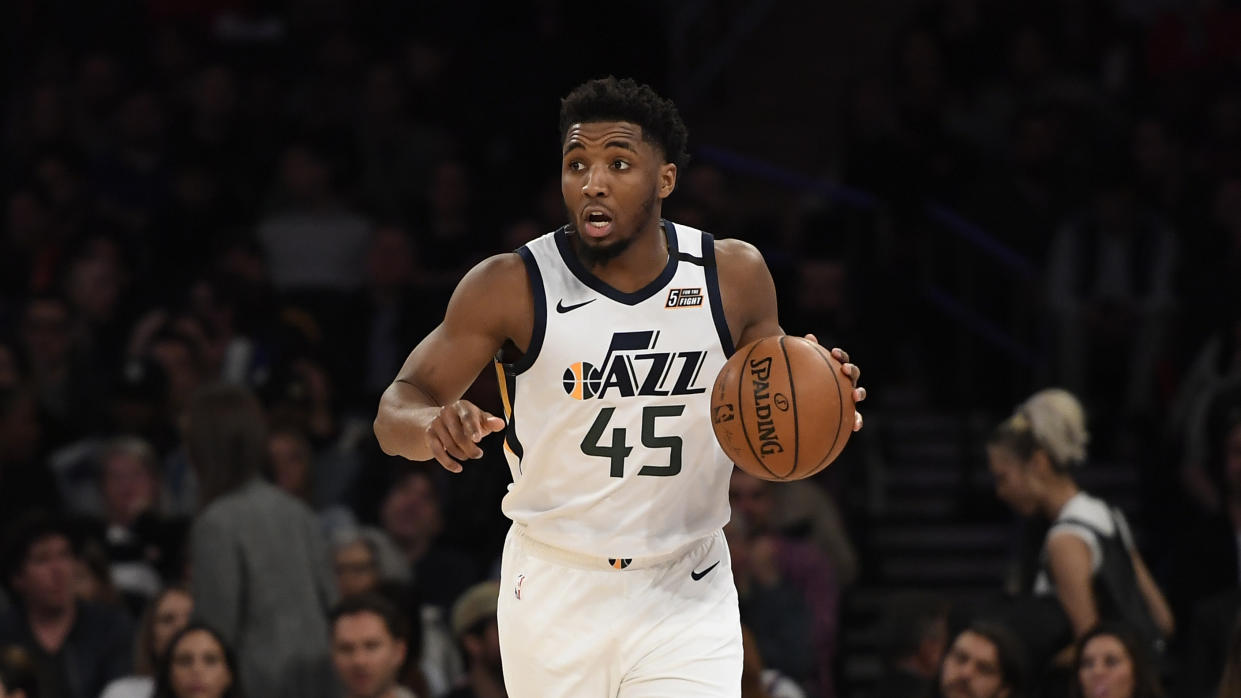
[583,209,614,237]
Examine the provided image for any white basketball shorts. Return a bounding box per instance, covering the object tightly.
[496,524,743,697]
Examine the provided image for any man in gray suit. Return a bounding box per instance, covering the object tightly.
[186,383,339,698]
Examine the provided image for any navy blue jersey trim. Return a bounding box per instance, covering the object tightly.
[554,221,680,305]
[502,366,524,465]
[510,246,545,374]
[702,231,735,356]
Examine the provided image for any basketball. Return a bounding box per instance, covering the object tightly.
[710,335,855,481]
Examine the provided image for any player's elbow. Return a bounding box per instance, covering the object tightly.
[373,412,401,456]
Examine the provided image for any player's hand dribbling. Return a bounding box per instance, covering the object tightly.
[804,333,866,432]
[425,400,506,473]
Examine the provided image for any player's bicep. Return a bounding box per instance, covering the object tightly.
[394,324,494,404]
[716,238,782,351]
[394,254,529,404]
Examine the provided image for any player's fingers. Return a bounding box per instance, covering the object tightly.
[427,431,463,473]
[458,403,487,443]
[804,332,818,345]
[431,408,477,461]
[443,407,485,459]
[854,410,864,432]
[482,414,507,433]
[830,347,850,364]
[854,386,867,403]
[841,361,861,387]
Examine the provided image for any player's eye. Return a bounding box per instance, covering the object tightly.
[612,160,630,170]
[567,160,584,171]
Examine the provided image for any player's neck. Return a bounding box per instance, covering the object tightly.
[580,220,669,293]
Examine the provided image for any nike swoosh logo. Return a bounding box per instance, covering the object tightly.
[556,298,596,313]
[690,561,720,581]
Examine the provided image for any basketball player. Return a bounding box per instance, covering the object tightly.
[374,76,865,697]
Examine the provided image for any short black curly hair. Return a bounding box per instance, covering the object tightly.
[559,76,689,169]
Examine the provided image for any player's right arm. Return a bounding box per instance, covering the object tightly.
[373,252,532,472]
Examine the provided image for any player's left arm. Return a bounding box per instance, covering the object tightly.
[716,238,865,430]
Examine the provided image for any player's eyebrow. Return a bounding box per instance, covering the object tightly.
[603,139,637,153]
[562,139,639,156]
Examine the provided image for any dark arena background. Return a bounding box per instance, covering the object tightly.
[2,1,1240,697]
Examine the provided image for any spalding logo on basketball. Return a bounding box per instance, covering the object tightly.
[710,335,855,481]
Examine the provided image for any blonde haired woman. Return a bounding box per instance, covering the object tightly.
[986,389,1173,667]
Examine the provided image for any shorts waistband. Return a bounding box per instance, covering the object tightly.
[510,524,713,571]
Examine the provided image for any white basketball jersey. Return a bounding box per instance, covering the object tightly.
[494,221,735,559]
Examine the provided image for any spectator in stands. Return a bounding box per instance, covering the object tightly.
[936,622,1027,698]
[447,581,503,698]
[1045,168,1178,423]
[379,466,477,614]
[0,513,135,698]
[331,528,451,697]
[70,535,123,610]
[341,224,449,412]
[1177,389,1241,698]
[138,320,209,418]
[18,294,95,443]
[736,457,859,588]
[740,623,806,698]
[334,535,383,599]
[266,420,358,535]
[101,585,193,698]
[872,591,951,698]
[725,519,815,693]
[256,137,371,342]
[331,593,415,698]
[730,470,839,697]
[267,421,316,505]
[1172,308,1241,518]
[153,623,240,698]
[104,357,177,460]
[184,383,336,697]
[1071,622,1163,698]
[413,158,480,281]
[0,644,37,698]
[92,436,185,614]
[986,388,1173,671]
[263,356,366,517]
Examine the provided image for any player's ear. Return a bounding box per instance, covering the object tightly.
[658,163,677,199]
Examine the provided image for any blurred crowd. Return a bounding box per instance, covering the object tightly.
[0,0,1240,697]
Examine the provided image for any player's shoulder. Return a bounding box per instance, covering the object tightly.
[444,251,534,322]
[456,251,529,294]
[712,236,770,283]
[712,235,763,260]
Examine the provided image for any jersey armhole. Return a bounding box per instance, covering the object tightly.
[507,245,546,375]
[701,231,735,356]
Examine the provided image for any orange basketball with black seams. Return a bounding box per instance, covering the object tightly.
[710,335,854,481]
